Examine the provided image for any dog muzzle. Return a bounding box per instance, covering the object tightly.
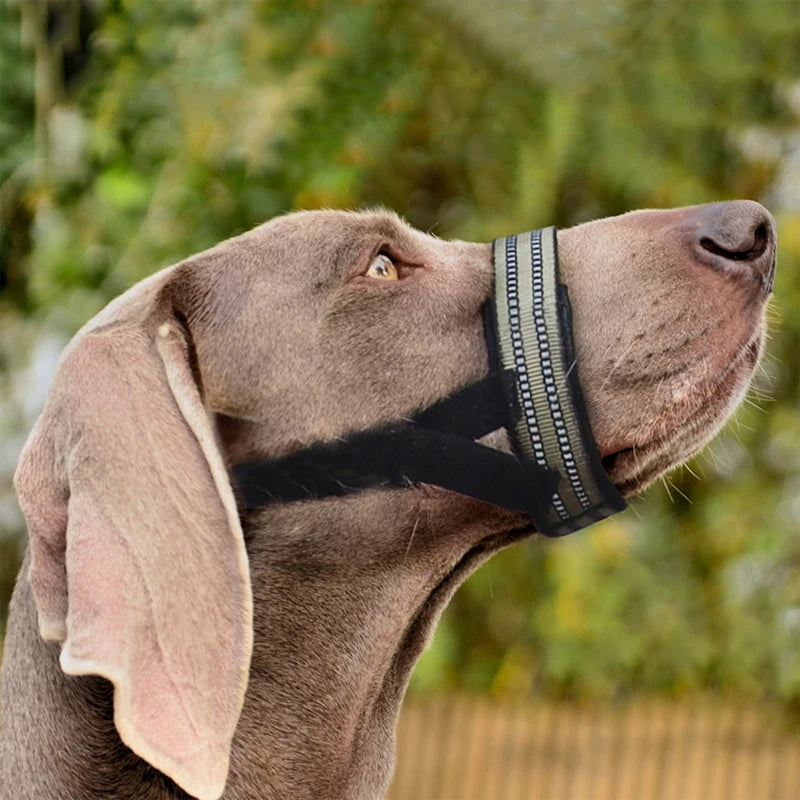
[232,227,626,537]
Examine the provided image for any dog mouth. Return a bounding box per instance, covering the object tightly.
[601,332,762,496]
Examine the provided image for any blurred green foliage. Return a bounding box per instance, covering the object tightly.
[1,0,798,710]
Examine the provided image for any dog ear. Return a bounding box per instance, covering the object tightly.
[14,311,252,800]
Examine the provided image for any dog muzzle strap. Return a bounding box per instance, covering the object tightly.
[232,226,626,537]
[486,227,625,535]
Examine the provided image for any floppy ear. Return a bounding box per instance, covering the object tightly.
[14,314,252,800]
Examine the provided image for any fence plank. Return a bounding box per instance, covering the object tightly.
[388,697,800,800]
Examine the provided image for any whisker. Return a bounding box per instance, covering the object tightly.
[702,445,724,471]
[747,384,774,402]
[684,462,701,481]
[668,478,692,504]
[741,396,767,413]
[600,340,638,392]
[628,501,643,521]
[764,301,782,323]
[402,515,421,566]
[563,358,577,384]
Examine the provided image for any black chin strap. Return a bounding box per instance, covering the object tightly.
[232,371,561,526]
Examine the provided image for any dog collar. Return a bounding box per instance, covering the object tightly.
[232,227,626,537]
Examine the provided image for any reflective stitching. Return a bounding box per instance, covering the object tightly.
[504,235,570,520]
[529,230,591,510]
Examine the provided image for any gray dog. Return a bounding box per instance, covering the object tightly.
[0,201,776,799]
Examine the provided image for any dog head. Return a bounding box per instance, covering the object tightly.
[13,201,775,799]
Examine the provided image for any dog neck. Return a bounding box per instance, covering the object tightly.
[226,491,527,799]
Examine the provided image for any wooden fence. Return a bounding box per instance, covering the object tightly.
[389,696,800,800]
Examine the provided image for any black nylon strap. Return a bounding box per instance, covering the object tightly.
[411,369,512,437]
[232,372,561,524]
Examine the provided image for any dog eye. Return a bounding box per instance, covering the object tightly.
[365,254,398,281]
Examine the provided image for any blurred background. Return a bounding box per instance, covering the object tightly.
[1,1,798,798]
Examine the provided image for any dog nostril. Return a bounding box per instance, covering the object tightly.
[692,201,776,293]
[700,222,769,263]
[751,223,769,259]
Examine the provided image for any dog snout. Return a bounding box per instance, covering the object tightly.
[693,200,777,294]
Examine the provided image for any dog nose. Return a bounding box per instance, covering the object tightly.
[695,200,777,294]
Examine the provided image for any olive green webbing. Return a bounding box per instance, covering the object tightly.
[491,227,625,536]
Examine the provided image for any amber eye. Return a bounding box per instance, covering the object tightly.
[365,253,399,281]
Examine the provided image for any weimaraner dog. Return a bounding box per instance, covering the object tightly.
[1,201,776,800]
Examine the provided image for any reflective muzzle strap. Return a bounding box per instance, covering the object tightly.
[487,227,626,535]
